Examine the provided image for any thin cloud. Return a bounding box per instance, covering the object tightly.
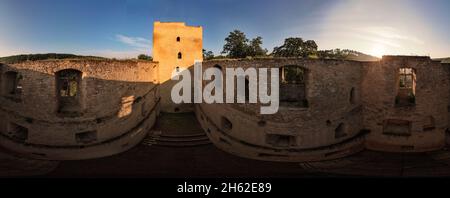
[358,26,425,45]
[350,32,402,48]
[108,34,152,58]
[115,34,152,50]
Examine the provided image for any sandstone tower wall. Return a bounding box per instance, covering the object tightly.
[153,21,202,113]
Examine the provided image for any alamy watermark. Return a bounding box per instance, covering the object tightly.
[171,61,279,114]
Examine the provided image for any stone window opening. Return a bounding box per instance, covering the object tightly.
[176,66,180,72]
[349,87,356,104]
[8,122,28,142]
[214,65,223,85]
[221,116,233,132]
[258,120,266,127]
[335,123,347,139]
[213,64,222,70]
[245,78,250,102]
[211,65,223,96]
[56,69,82,116]
[279,65,308,108]
[423,116,436,131]
[266,134,296,147]
[178,52,182,59]
[396,67,416,107]
[75,131,97,144]
[383,119,411,136]
[141,101,148,117]
[3,71,22,97]
[176,37,180,42]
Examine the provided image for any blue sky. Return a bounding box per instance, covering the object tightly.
[0,0,449,58]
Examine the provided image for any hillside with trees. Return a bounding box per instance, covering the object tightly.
[317,49,379,61]
[0,53,106,64]
[137,54,153,61]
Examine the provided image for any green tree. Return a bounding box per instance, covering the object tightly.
[222,30,249,58]
[202,49,215,60]
[221,30,267,58]
[272,37,318,58]
[303,40,318,57]
[138,54,153,61]
[247,36,268,57]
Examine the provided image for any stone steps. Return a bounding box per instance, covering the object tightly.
[154,140,211,147]
[156,135,209,143]
[142,125,211,147]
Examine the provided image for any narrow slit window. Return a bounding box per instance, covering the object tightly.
[349,87,355,104]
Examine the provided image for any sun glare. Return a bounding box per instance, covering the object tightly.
[370,43,386,58]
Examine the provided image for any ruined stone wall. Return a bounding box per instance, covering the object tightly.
[0,59,160,160]
[2,55,448,162]
[447,63,450,145]
[196,58,366,161]
[362,56,449,152]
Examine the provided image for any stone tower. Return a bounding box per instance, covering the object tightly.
[153,21,203,113]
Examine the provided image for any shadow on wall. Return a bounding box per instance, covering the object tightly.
[0,61,160,160]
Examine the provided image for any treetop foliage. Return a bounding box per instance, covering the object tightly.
[137,54,153,61]
[272,37,318,58]
[221,30,267,58]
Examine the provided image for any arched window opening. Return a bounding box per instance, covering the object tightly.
[176,37,181,42]
[178,52,182,59]
[213,64,222,70]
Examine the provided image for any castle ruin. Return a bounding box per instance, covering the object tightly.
[0,22,449,162]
